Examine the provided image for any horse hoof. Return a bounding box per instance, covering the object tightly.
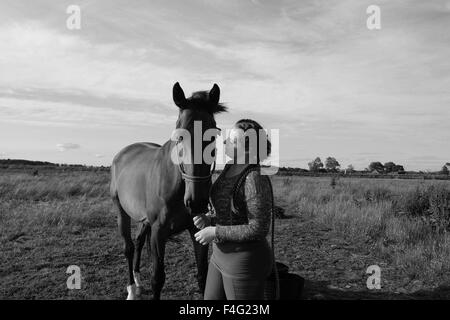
[132,272,144,297]
[126,284,137,300]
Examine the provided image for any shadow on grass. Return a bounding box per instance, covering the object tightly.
[303,279,450,300]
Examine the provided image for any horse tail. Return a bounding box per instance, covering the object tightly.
[145,227,151,258]
[143,226,183,260]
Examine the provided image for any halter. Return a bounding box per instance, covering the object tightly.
[175,140,216,183]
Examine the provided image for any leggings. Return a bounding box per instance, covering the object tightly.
[204,241,272,300]
[204,261,266,300]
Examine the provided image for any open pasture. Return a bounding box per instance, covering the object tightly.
[1,170,450,299]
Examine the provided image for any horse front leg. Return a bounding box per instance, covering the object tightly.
[150,222,167,300]
[114,196,136,300]
[133,222,150,297]
[188,227,209,296]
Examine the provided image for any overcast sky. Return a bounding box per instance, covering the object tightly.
[0,0,449,171]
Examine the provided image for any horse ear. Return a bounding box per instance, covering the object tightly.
[173,82,186,108]
[209,83,220,106]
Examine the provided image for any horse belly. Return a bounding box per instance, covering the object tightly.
[116,168,149,222]
[112,143,161,222]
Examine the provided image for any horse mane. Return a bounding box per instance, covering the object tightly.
[186,91,228,114]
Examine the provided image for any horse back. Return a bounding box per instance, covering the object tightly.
[110,142,161,222]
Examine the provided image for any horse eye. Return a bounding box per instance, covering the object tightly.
[178,136,183,142]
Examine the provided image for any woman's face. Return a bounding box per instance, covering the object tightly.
[224,125,245,160]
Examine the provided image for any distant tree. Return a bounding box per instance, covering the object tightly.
[346,164,355,173]
[325,157,341,172]
[368,162,384,173]
[442,165,449,175]
[308,157,324,172]
[393,165,405,173]
[384,162,396,173]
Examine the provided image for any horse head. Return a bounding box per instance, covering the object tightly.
[172,82,227,216]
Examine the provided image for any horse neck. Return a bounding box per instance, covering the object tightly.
[159,139,184,192]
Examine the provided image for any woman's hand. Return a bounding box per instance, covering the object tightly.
[194,226,216,245]
[193,214,211,229]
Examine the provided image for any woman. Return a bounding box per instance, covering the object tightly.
[193,119,273,300]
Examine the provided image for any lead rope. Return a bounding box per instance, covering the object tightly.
[268,179,280,300]
[231,165,280,300]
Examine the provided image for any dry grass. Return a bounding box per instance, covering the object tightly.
[1,170,450,299]
[271,176,450,285]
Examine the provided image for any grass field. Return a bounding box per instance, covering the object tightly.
[1,169,450,299]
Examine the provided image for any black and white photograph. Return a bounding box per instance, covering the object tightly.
[1,0,450,307]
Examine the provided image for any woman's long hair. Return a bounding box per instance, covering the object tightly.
[234,119,271,164]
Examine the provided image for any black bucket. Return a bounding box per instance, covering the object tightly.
[264,262,305,300]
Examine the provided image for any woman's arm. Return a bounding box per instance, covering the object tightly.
[215,170,272,242]
[205,212,217,226]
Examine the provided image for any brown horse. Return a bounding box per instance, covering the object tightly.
[110,83,226,299]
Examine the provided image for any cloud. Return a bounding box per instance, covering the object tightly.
[0,153,7,158]
[94,154,104,158]
[0,21,190,105]
[56,143,80,152]
[0,96,176,128]
[0,88,173,115]
[0,0,449,171]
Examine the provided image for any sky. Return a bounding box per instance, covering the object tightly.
[0,0,449,171]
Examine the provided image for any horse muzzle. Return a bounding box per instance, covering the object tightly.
[184,199,209,217]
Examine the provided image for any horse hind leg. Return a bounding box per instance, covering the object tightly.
[113,196,136,300]
[133,222,150,296]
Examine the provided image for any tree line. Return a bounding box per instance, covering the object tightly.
[307,157,450,175]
